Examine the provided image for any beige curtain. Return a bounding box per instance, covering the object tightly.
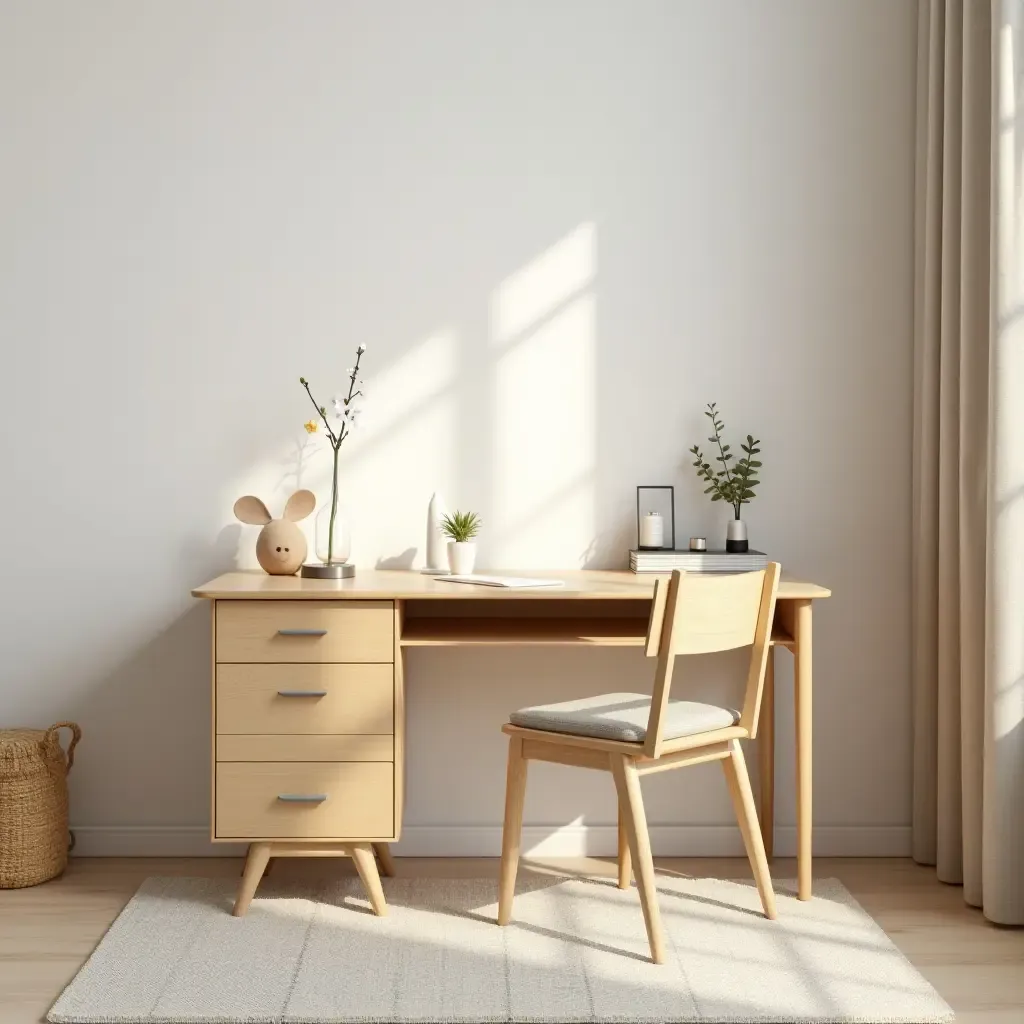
[913,0,1024,925]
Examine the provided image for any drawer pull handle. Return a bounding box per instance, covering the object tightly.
[277,689,328,698]
[277,629,328,637]
[277,793,328,803]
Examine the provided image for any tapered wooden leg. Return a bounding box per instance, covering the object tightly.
[373,842,396,877]
[617,801,632,889]
[794,600,813,900]
[350,843,388,916]
[722,740,777,920]
[239,854,273,876]
[758,648,775,859]
[497,736,528,925]
[610,754,666,964]
[233,842,272,917]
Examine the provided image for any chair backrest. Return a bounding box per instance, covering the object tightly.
[642,564,780,758]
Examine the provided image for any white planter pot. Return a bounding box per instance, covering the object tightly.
[726,518,748,554]
[447,541,477,575]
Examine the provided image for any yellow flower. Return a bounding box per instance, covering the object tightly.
[304,420,318,434]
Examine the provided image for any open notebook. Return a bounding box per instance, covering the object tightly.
[436,575,565,588]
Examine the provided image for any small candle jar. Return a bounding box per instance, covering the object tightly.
[639,511,665,549]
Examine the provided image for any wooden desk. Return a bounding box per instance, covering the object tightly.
[193,569,830,904]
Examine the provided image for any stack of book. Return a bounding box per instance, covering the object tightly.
[629,549,768,573]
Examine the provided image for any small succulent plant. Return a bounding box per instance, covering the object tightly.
[439,510,482,543]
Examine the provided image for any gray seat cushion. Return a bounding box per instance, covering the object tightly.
[508,692,739,743]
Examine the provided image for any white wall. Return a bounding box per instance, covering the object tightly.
[0,0,917,856]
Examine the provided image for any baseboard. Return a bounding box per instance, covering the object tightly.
[70,824,911,858]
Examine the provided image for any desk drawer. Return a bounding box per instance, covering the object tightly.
[216,664,393,734]
[216,762,393,839]
[216,601,393,663]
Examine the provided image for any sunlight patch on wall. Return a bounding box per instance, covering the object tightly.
[491,222,597,345]
[490,223,597,568]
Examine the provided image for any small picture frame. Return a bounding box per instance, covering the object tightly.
[636,486,675,551]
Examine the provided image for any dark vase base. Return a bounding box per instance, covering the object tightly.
[725,538,749,554]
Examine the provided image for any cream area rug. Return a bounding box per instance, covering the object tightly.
[48,874,953,1023]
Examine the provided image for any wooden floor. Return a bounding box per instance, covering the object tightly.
[0,856,1021,1023]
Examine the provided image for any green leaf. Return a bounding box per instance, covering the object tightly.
[748,460,762,467]
[742,490,756,499]
[439,510,482,542]
[711,493,723,501]
[704,485,717,494]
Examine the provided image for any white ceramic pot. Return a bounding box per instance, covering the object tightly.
[447,541,477,575]
[726,517,749,553]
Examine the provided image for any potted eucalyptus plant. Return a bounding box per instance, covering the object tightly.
[440,510,482,574]
[689,403,762,553]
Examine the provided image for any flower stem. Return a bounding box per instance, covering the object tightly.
[328,444,339,563]
[302,382,338,445]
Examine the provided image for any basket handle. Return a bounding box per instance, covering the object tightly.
[45,722,82,773]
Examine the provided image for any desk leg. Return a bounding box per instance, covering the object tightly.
[350,843,388,917]
[233,842,271,917]
[373,843,396,877]
[758,648,775,859]
[794,600,813,900]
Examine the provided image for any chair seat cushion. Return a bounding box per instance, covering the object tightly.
[508,692,739,743]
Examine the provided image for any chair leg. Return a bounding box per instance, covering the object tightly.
[617,800,632,889]
[350,843,388,916]
[722,739,777,920]
[373,842,396,877]
[233,842,271,917]
[497,735,528,925]
[610,754,666,964]
[758,649,775,859]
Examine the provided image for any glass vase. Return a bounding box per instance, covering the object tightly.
[315,500,351,564]
[315,453,351,566]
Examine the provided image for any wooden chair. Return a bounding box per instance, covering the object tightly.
[496,564,781,964]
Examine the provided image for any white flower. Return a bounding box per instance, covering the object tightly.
[357,344,367,354]
[330,394,366,427]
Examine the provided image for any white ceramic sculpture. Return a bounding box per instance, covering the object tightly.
[423,492,449,573]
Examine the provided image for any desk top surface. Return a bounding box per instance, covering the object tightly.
[192,569,831,601]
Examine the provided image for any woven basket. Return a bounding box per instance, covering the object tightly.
[0,722,80,888]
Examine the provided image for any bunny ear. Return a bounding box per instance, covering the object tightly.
[283,489,316,522]
[234,495,272,526]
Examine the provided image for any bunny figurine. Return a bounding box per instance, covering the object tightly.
[233,489,316,575]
